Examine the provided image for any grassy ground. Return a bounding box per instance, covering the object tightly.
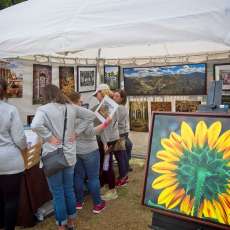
[23,159,151,230]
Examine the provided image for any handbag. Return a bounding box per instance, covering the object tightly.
[113,138,126,152]
[41,106,69,177]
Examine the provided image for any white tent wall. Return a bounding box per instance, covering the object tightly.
[0,0,230,58]
[5,56,230,125]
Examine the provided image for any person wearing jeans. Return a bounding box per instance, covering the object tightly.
[67,91,110,214]
[31,85,96,230]
[0,79,27,230]
[47,166,76,226]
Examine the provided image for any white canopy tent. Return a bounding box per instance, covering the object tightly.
[0,0,230,59]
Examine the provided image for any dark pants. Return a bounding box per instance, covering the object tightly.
[121,133,133,169]
[0,173,23,230]
[97,139,116,190]
[114,150,128,179]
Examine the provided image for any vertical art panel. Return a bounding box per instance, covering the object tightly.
[129,101,148,132]
[33,64,52,104]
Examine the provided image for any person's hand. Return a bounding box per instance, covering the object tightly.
[48,136,61,145]
[102,116,112,128]
[68,133,78,144]
[106,116,112,125]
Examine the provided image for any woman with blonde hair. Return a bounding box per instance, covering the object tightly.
[92,84,120,200]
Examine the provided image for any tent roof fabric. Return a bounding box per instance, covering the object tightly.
[0,0,230,58]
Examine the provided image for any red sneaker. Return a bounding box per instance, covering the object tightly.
[116,177,128,187]
[93,201,106,214]
[76,202,83,210]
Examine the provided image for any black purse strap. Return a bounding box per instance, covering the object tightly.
[62,105,67,144]
[41,104,67,146]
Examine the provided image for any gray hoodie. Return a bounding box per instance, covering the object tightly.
[0,101,27,175]
[117,105,130,135]
[31,103,96,166]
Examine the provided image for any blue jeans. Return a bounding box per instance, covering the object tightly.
[114,150,128,178]
[74,149,102,205]
[47,166,76,226]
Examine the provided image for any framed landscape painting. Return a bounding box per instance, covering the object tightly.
[77,66,96,93]
[129,101,148,132]
[176,100,201,112]
[123,63,207,96]
[104,65,120,90]
[59,66,75,95]
[151,102,172,112]
[142,112,230,229]
[214,64,230,91]
[33,64,52,104]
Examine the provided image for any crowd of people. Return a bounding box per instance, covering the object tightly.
[0,79,133,230]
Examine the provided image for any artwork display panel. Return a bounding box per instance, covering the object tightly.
[151,102,172,112]
[129,101,149,132]
[176,100,201,112]
[143,112,230,229]
[214,64,230,91]
[0,61,23,98]
[59,66,75,95]
[33,64,52,104]
[123,63,207,96]
[77,66,97,93]
[104,65,120,90]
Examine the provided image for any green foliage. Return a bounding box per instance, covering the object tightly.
[0,0,26,10]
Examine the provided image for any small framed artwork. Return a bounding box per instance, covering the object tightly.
[151,102,172,112]
[176,100,201,112]
[95,95,118,123]
[33,64,52,104]
[214,63,230,91]
[104,65,120,90]
[142,112,230,229]
[129,101,149,132]
[222,95,230,108]
[59,66,75,95]
[77,66,97,93]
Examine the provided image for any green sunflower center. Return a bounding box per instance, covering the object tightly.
[176,145,229,215]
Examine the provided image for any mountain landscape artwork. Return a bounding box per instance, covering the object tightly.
[124,64,206,95]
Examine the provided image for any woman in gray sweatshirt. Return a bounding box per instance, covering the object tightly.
[0,79,27,230]
[67,92,111,215]
[31,84,95,230]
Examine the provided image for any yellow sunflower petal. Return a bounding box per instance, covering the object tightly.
[180,195,192,215]
[214,130,230,152]
[207,121,222,149]
[212,199,228,224]
[223,150,230,160]
[152,162,177,174]
[152,174,177,190]
[181,121,195,151]
[218,194,230,224]
[169,132,187,154]
[194,121,207,148]
[166,188,185,209]
[198,202,204,218]
[156,150,180,162]
[203,199,216,219]
[158,183,178,204]
[161,138,183,157]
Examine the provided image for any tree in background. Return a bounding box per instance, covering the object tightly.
[0,0,27,10]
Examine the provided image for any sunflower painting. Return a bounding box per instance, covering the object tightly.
[143,113,230,228]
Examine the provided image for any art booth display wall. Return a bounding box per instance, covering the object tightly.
[143,112,230,229]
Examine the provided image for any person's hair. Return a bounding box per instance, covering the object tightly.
[117,89,127,105]
[66,91,81,104]
[100,89,113,98]
[42,84,69,104]
[0,78,7,100]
